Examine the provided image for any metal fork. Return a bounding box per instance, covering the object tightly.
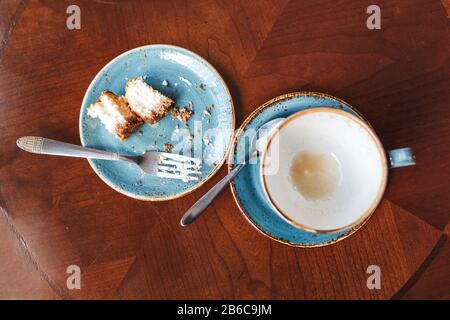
[16,136,201,181]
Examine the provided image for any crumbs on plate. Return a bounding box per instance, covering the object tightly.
[163,143,173,152]
[196,83,206,90]
[172,106,194,122]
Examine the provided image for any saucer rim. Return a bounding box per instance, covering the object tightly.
[227,91,378,247]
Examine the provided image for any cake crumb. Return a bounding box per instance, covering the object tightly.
[180,108,193,122]
[172,106,194,122]
[203,104,214,117]
[162,80,169,86]
[163,144,173,152]
[196,83,206,90]
[172,107,180,119]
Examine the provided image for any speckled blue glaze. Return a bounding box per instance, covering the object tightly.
[230,93,367,247]
[80,45,234,200]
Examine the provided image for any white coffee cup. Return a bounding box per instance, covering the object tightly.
[260,107,415,233]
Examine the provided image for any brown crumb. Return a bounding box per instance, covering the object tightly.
[180,108,193,122]
[171,106,180,119]
[163,144,173,152]
[171,106,193,122]
[196,83,206,90]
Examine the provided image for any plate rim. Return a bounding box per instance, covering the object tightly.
[227,91,374,247]
[79,44,236,201]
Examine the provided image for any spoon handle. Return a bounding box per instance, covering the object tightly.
[180,162,246,226]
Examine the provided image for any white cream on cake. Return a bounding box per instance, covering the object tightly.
[125,78,173,123]
[88,93,126,134]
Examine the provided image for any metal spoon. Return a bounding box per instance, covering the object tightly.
[180,117,285,226]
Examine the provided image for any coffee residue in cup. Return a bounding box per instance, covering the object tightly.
[289,152,341,200]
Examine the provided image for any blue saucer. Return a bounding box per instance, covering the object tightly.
[228,92,369,247]
[79,45,234,201]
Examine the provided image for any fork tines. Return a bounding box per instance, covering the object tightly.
[158,152,202,166]
[156,152,202,181]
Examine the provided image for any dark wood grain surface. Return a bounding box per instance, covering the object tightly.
[0,0,448,299]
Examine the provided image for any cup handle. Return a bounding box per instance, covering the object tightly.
[388,147,416,168]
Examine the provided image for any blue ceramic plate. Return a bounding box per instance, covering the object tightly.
[80,45,235,200]
[228,92,371,247]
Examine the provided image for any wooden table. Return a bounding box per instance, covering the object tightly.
[0,0,449,300]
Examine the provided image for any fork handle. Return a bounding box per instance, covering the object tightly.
[16,136,131,162]
[180,163,246,226]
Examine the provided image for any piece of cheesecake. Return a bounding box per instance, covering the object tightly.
[125,78,174,124]
[87,91,143,141]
